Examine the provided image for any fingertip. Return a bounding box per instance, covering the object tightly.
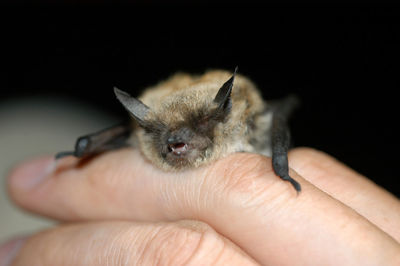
[7,156,56,193]
[6,156,58,212]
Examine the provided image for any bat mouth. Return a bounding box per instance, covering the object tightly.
[168,142,188,155]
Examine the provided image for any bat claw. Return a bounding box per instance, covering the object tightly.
[55,151,75,159]
[284,175,301,193]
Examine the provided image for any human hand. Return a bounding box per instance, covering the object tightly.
[3,148,400,265]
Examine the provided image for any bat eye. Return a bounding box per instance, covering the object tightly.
[168,142,188,155]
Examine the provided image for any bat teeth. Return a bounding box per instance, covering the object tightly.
[168,142,188,155]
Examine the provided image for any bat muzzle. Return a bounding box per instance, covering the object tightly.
[168,142,188,155]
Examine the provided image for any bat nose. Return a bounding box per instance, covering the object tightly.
[167,127,192,143]
[167,136,181,145]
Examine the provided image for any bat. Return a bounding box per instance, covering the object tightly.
[56,67,301,192]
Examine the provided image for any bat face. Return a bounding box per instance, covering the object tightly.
[114,69,236,170]
[141,107,219,169]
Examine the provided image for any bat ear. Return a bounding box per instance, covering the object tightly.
[213,66,238,115]
[114,87,150,123]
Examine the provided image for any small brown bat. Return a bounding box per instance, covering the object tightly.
[56,67,301,191]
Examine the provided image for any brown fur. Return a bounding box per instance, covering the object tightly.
[130,70,272,171]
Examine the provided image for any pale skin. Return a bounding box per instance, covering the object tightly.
[3,148,400,265]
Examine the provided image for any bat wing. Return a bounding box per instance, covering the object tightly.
[269,95,301,192]
[55,121,133,159]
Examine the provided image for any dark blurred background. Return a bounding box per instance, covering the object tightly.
[1,7,399,197]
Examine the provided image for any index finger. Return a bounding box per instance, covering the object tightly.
[7,149,400,265]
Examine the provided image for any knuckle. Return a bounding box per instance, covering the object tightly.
[214,153,287,200]
[202,153,298,213]
[221,153,274,192]
[139,221,224,265]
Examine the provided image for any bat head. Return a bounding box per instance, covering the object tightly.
[114,68,237,169]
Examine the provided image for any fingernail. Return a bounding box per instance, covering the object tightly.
[8,156,56,190]
[0,236,27,266]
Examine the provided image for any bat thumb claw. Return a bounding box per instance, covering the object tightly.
[55,151,75,159]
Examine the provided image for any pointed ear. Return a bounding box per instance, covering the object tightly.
[114,87,150,123]
[213,66,238,114]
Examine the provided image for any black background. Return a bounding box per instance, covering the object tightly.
[1,7,399,196]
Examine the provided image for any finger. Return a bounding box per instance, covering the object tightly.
[289,147,400,242]
[7,150,166,221]
[8,149,400,265]
[8,220,258,266]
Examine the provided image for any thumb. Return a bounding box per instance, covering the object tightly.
[9,220,257,266]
